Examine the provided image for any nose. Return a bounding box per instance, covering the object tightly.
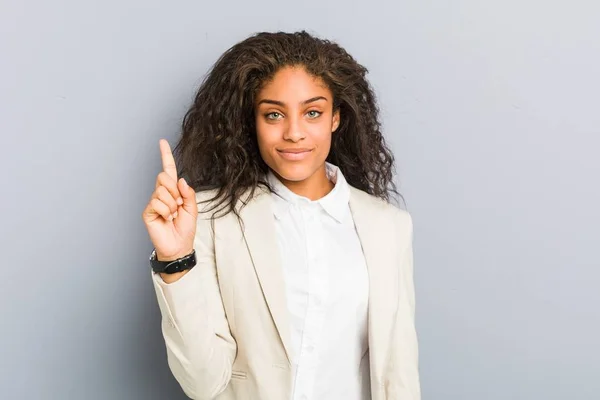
[282,114,305,142]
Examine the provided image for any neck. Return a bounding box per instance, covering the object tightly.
[274,164,334,201]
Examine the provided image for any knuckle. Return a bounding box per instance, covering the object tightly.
[157,172,178,194]
[149,198,161,209]
[156,188,177,211]
[167,183,180,198]
[151,198,167,212]
[159,171,174,183]
[157,187,171,201]
[156,185,167,197]
[163,161,176,170]
[156,172,168,187]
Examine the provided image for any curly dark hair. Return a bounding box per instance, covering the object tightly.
[173,30,402,217]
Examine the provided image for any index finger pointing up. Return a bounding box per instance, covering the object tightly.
[159,139,178,181]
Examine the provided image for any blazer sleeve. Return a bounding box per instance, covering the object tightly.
[387,211,422,399]
[150,214,236,400]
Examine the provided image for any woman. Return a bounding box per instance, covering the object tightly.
[141,31,420,400]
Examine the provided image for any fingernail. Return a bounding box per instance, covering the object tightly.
[181,178,188,188]
[177,197,183,206]
[168,214,173,221]
[173,211,178,218]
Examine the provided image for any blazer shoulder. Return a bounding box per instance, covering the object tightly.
[349,186,413,230]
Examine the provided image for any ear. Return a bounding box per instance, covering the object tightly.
[332,109,340,132]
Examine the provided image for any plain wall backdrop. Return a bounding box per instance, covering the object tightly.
[1,0,598,399]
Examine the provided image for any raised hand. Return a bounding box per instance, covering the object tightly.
[142,139,198,263]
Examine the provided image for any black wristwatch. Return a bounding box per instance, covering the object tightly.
[149,248,197,274]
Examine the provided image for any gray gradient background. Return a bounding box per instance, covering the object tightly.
[1,0,598,399]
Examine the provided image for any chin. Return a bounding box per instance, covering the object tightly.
[271,161,316,182]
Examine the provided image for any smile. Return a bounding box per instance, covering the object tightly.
[276,148,313,161]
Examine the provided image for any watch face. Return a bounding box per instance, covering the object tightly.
[150,250,170,273]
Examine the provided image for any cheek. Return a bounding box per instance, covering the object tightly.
[309,125,333,147]
[255,122,278,151]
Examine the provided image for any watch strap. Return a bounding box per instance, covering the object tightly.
[150,248,196,274]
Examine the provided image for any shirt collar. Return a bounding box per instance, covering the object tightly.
[267,162,351,223]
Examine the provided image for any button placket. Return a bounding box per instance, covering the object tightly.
[293,205,327,400]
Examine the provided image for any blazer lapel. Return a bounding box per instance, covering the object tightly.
[239,188,293,365]
[349,187,396,393]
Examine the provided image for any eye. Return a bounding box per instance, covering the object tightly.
[306,110,322,119]
[265,112,283,120]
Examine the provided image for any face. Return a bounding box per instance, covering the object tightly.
[254,66,340,187]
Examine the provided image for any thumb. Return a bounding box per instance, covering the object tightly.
[178,177,198,216]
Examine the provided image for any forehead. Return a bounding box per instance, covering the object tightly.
[257,66,331,100]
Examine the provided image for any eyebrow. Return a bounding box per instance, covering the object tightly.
[257,96,328,107]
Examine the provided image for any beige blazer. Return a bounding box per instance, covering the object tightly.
[151,184,421,400]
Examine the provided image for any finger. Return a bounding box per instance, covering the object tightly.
[155,186,179,216]
[159,139,178,182]
[178,177,198,216]
[155,171,183,206]
[149,198,174,222]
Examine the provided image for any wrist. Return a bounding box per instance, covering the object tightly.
[156,248,194,262]
[150,248,196,275]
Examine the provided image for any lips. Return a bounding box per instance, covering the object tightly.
[277,148,313,160]
[278,148,312,153]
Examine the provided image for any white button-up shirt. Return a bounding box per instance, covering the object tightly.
[267,162,371,400]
